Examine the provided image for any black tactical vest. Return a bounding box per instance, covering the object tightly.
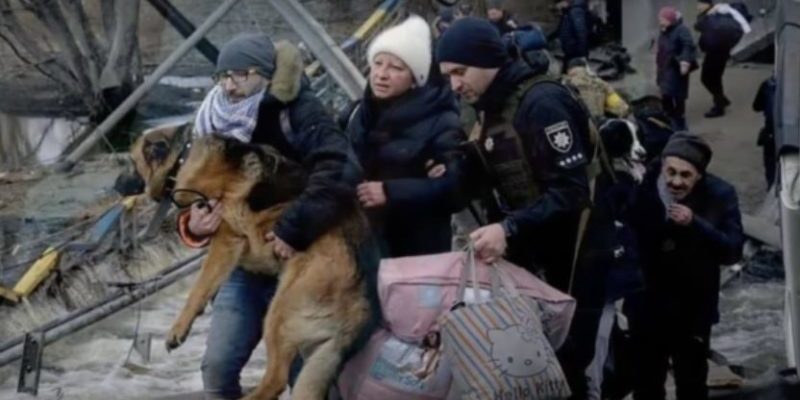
[476,75,606,211]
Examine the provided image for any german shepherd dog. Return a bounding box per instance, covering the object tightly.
[125,124,378,400]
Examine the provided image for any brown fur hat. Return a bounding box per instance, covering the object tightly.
[270,41,304,103]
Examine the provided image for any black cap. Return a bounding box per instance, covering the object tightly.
[436,17,510,69]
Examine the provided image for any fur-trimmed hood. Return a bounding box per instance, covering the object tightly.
[269,41,305,103]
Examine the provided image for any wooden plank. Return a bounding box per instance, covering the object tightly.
[0,286,19,303]
[12,247,60,297]
[741,213,782,249]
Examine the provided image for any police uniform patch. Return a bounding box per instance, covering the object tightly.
[544,121,573,153]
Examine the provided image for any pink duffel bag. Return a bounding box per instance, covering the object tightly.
[378,251,576,349]
[337,251,576,399]
[337,329,453,399]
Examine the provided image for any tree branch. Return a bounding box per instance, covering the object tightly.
[25,0,98,108]
[0,0,80,92]
[99,0,114,44]
[59,0,104,81]
[99,0,139,89]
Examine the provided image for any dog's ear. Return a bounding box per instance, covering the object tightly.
[144,139,171,165]
[246,159,307,212]
[222,138,254,167]
[600,120,633,159]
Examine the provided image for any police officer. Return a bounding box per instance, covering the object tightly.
[438,17,615,399]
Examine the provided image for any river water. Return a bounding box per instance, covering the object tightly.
[0,248,787,399]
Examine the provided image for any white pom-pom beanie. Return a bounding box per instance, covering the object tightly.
[367,15,432,86]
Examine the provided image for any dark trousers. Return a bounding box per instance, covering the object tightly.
[533,256,605,399]
[701,51,731,107]
[760,129,777,189]
[630,308,712,400]
[661,95,687,131]
[555,289,605,400]
[202,267,303,399]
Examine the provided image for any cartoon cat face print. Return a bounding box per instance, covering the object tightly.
[488,325,551,378]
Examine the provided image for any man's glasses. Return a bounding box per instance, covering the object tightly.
[213,69,259,85]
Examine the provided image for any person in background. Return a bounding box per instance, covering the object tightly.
[656,6,697,131]
[694,0,750,118]
[556,0,590,73]
[486,0,518,35]
[629,132,744,400]
[583,119,646,400]
[458,1,473,17]
[433,7,459,38]
[564,57,630,120]
[347,15,466,257]
[753,76,777,190]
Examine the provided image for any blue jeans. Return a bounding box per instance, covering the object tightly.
[201,267,302,399]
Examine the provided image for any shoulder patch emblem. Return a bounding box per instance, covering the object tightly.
[484,137,494,152]
[544,121,573,154]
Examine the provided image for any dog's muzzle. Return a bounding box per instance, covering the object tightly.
[114,166,146,196]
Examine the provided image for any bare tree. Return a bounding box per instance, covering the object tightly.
[0,0,141,119]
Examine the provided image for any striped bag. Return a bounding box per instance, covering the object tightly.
[441,249,571,400]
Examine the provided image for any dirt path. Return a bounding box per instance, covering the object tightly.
[684,63,774,214]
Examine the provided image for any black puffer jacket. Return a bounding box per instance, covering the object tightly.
[656,20,697,99]
[251,79,362,252]
[558,0,590,60]
[347,84,466,257]
[630,163,744,330]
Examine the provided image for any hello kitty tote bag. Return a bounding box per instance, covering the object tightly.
[441,249,571,400]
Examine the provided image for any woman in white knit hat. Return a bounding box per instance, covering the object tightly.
[348,15,466,257]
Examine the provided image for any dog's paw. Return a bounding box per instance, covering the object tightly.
[164,322,190,352]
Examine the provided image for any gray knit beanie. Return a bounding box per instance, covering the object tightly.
[216,33,276,78]
[662,132,713,172]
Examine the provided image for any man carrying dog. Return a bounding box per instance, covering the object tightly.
[177,33,362,399]
[628,132,743,399]
[437,17,617,399]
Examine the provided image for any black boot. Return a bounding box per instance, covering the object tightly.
[704,105,725,118]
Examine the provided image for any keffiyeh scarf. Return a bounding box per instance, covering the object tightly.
[193,85,266,142]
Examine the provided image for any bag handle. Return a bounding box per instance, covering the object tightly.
[490,265,522,299]
[455,243,483,304]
